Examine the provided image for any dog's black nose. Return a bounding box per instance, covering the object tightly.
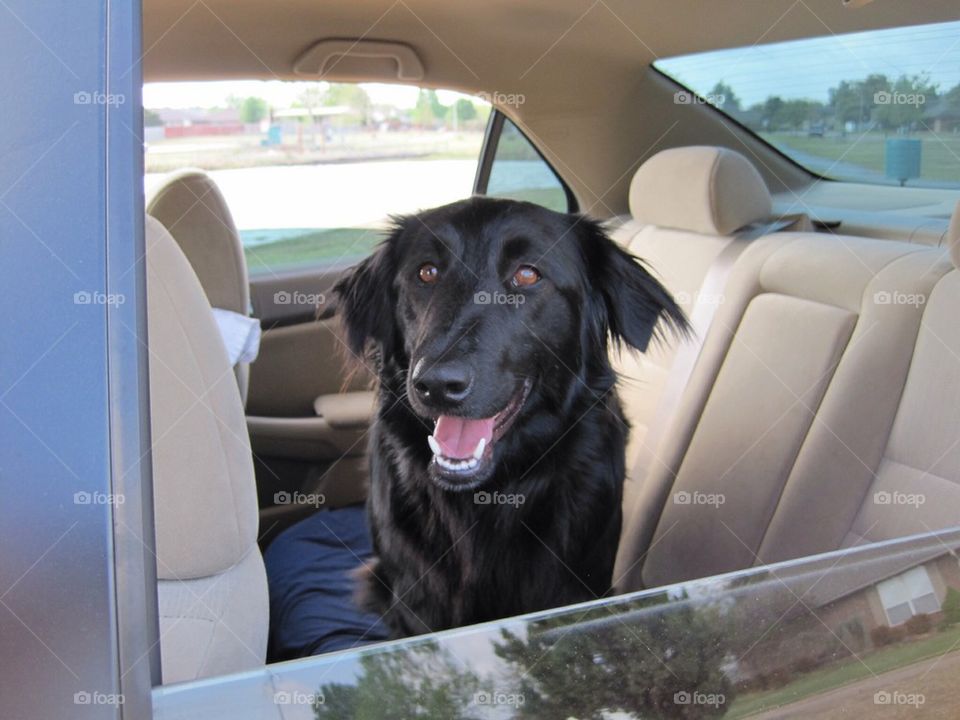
[413,361,473,404]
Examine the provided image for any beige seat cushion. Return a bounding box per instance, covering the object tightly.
[146,215,267,683]
[148,169,252,404]
[628,145,773,236]
[611,146,775,464]
[615,229,956,592]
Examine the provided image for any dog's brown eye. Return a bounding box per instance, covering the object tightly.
[512,265,541,287]
[418,263,439,284]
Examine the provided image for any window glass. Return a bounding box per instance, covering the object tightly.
[144,82,492,274]
[486,118,571,212]
[654,20,960,189]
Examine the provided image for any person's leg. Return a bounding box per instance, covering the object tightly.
[264,504,389,660]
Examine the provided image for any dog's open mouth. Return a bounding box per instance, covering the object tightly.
[426,378,532,488]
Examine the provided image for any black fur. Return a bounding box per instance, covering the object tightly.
[334,197,686,637]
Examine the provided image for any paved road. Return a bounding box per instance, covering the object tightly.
[146,159,557,232]
[147,159,478,230]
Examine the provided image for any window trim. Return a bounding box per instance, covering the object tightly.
[474,109,579,213]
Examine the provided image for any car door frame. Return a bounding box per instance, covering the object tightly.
[0,1,159,718]
[473,108,580,213]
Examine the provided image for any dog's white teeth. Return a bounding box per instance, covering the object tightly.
[473,438,486,460]
[427,435,442,457]
[434,454,481,472]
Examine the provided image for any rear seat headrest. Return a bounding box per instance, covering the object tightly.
[629,146,772,236]
[949,199,960,270]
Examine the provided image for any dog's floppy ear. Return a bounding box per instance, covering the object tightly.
[333,221,404,359]
[580,219,688,352]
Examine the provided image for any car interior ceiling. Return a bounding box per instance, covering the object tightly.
[138,0,960,685]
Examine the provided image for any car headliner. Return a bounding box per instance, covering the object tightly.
[141,0,960,217]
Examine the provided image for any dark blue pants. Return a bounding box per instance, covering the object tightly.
[264,504,389,659]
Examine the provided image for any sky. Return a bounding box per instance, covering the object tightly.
[143,80,474,110]
[657,20,960,107]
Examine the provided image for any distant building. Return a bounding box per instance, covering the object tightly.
[736,540,960,684]
[153,107,245,138]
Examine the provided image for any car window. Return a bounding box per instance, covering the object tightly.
[153,527,960,719]
[654,20,960,189]
[143,82,492,275]
[485,117,572,212]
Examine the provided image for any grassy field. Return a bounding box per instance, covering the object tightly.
[726,625,960,718]
[763,131,960,184]
[242,227,383,275]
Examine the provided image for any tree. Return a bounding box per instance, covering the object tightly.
[762,96,784,130]
[323,83,372,125]
[709,81,741,115]
[143,108,163,127]
[828,73,890,130]
[239,96,268,123]
[454,98,478,122]
[495,595,733,719]
[314,642,482,719]
[775,99,823,131]
[873,74,938,131]
[942,587,960,627]
[427,89,448,122]
[412,89,447,127]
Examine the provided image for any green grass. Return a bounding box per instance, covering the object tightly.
[242,227,383,275]
[725,625,960,718]
[763,131,960,184]
[489,187,570,212]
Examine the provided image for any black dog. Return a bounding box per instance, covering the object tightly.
[334,197,685,637]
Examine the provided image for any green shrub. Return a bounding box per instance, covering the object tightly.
[870,625,904,648]
[942,587,960,627]
[904,613,933,636]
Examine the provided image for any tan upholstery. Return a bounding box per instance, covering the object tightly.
[615,229,957,591]
[146,215,267,683]
[611,146,778,466]
[314,391,376,429]
[147,169,252,404]
[628,146,773,236]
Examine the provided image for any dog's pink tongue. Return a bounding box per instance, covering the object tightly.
[433,415,494,459]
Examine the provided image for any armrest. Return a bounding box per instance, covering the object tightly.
[313,391,375,429]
